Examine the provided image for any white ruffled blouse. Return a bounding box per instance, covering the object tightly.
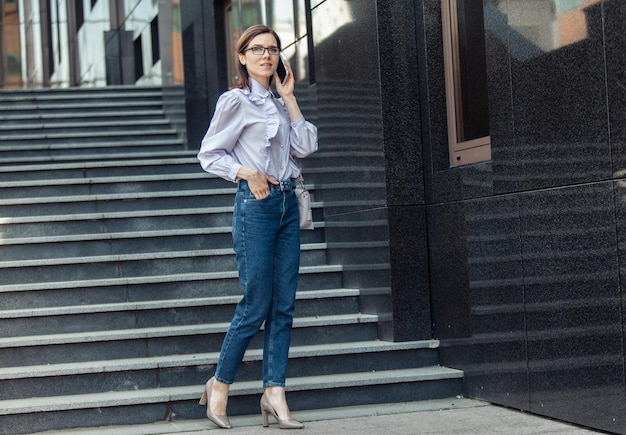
[197,78,318,183]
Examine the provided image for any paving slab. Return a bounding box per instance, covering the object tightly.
[34,398,601,435]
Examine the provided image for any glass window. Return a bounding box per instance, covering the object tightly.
[442,0,491,166]
[134,36,143,81]
[267,0,295,47]
[151,16,160,65]
[7,54,21,76]
[76,0,84,29]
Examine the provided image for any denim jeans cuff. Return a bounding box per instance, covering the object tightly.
[263,382,286,388]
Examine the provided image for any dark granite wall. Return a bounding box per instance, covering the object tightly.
[422,0,626,432]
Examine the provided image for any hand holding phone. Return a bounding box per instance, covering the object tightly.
[276,54,289,86]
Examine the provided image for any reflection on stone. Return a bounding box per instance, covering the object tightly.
[495,0,601,52]
[308,0,391,327]
[440,182,624,428]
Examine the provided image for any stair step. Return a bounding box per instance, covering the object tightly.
[0,208,235,238]
[0,367,463,434]
[0,266,346,310]
[0,242,333,285]
[0,119,173,135]
[0,173,226,199]
[0,367,463,407]
[0,240,327,274]
[0,312,376,347]
[0,313,381,367]
[0,101,165,117]
[0,85,162,94]
[0,288,359,318]
[0,150,195,166]
[0,191,325,220]
[0,288,360,337]
[0,189,236,217]
[0,340,437,380]
[0,226,328,258]
[0,109,167,124]
[0,130,180,148]
[0,227,234,258]
[0,156,200,181]
[0,87,164,106]
[0,248,239,285]
[0,340,440,399]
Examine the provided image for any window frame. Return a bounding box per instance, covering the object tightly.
[441,0,491,167]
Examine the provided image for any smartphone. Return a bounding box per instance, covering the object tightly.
[276,54,289,85]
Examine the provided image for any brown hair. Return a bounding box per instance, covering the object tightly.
[235,25,282,89]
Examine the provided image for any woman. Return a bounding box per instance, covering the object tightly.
[197,24,317,429]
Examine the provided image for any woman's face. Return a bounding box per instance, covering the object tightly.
[239,33,280,88]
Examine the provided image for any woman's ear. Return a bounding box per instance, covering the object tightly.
[238,54,246,66]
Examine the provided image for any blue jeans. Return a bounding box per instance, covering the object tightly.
[214,179,300,387]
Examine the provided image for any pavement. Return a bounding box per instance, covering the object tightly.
[38,397,603,435]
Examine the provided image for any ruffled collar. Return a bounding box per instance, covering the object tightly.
[244,78,270,103]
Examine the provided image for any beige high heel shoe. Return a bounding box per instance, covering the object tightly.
[260,392,304,429]
[199,377,232,429]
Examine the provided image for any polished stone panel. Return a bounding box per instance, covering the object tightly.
[521,182,625,433]
[418,0,451,175]
[310,0,386,205]
[426,2,626,428]
[387,205,430,341]
[312,1,380,84]
[505,0,611,192]
[430,194,528,408]
[613,176,626,430]
[376,0,431,340]
[483,0,516,195]
[428,201,472,339]
[605,0,626,176]
[310,0,399,336]
[376,0,424,206]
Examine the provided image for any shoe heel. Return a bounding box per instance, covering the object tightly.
[199,389,207,406]
[262,408,269,427]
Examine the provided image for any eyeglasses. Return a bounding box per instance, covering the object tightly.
[244,46,280,56]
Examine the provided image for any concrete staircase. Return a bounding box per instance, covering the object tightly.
[0,86,462,434]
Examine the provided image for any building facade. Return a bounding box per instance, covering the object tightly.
[5,0,183,87]
[3,0,626,433]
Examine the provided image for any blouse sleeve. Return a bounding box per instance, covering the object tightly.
[197,91,245,182]
[289,116,318,158]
